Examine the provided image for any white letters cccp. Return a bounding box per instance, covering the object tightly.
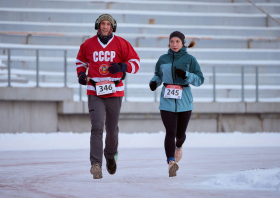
[93,51,116,62]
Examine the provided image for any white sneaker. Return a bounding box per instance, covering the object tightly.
[90,164,102,179]
[175,146,183,163]
[168,161,179,177]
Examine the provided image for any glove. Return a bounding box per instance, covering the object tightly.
[175,68,187,80]
[108,62,127,74]
[150,81,157,91]
[78,71,87,85]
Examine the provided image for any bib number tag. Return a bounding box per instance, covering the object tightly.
[164,85,182,99]
[96,81,116,95]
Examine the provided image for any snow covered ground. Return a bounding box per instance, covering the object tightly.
[1,132,280,150]
[0,132,280,197]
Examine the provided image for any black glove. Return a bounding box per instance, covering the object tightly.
[108,62,127,74]
[175,68,187,80]
[150,81,157,91]
[78,71,87,85]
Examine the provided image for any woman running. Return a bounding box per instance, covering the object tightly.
[149,31,204,177]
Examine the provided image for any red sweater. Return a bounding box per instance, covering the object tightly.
[76,35,140,98]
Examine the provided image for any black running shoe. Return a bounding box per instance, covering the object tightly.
[106,158,117,175]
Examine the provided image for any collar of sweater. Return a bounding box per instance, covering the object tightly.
[97,33,113,45]
[168,46,187,58]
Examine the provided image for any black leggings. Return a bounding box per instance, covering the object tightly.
[160,110,192,159]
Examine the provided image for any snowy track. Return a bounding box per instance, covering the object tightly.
[0,132,280,197]
[0,148,279,198]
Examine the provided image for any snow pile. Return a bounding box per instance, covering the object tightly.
[203,168,280,191]
[0,132,280,151]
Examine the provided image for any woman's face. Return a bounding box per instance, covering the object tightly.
[169,37,183,52]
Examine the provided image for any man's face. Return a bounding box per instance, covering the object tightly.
[99,20,112,36]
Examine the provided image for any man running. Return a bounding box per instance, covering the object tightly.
[76,14,140,179]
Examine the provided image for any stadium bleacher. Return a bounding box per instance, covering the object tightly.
[0,0,279,102]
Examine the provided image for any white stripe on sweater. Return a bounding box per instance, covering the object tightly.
[89,77,122,82]
[76,64,88,69]
[128,59,140,67]
[129,62,136,74]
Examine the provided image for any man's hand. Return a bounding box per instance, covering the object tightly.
[78,71,87,85]
[175,68,187,80]
[108,62,127,74]
[150,81,157,91]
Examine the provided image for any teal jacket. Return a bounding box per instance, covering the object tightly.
[150,46,204,113]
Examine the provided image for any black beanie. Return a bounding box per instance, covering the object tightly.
[169,31,185,45]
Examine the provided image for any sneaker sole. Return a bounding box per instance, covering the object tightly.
[90,166,103,179]
[169,162,179,177]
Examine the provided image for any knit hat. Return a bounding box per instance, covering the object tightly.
[169,31,185,45]
[97,14,115,28]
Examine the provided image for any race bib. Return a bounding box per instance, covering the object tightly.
[164,85,182,99]
[96,81,116,95]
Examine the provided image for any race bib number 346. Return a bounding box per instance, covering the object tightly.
[164,85,182,99]
[96,81,116,95]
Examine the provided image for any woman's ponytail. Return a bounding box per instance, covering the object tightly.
[188,41,195,48]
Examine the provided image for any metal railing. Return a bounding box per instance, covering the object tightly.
[1,47,68,87]
[117,65,278,103]
[212,66,261,102]
[151,66,274,103]
[2,47,279,103]
[246,0,280,27]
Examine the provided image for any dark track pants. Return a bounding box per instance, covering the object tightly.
[160,110,192,160]
[88,95,122,167]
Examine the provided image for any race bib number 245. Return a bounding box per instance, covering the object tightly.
[164,85,182,99]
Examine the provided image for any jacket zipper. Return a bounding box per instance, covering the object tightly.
[171,53,177,113]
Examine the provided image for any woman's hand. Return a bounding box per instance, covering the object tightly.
[175,68,187,80]
[150,81,157,91]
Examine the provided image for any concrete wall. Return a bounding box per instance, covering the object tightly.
[1,88,280,133]
[0,87,73,133]
[0,100,57,132]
